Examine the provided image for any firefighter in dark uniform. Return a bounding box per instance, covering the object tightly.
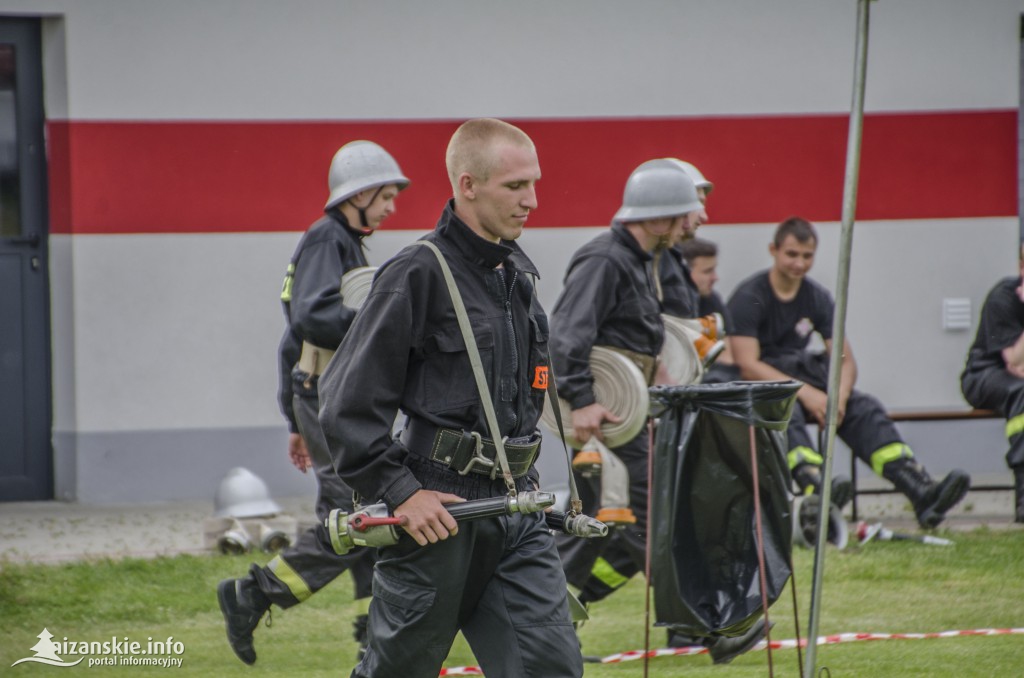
[961,243,1024,523]
[569,159,704,594]
[317,119,583,678]
[729,216,971,529]
[549,161,699,612]
[217,140,409,665]
[554,161,773,662]
[653,159,731,374]
[656,159,712,320]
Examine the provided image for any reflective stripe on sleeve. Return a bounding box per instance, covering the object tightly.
[280,263,296,302]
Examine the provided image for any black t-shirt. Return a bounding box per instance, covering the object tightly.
[964,276,1024,374]
[727,270,834,360]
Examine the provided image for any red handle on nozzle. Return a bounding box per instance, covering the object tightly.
[351,515,404,532]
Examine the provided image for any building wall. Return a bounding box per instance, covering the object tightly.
[0,0,1019,502]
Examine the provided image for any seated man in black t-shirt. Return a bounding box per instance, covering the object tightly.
[961,244,1024,523]
[728,216,970,529]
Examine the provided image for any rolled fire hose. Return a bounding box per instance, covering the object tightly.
[660,315,705,385]
[540,346,650,449]
[679,312,725,341]
[792,494,849,550]
[339,266,378,309]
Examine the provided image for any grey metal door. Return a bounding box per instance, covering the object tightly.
[0,18,52,501]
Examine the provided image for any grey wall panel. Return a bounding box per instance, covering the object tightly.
[72,426,316,505]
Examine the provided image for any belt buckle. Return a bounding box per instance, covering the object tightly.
[457,431,497,479]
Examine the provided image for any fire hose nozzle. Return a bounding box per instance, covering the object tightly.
[545,510,609,539]
[510,491,556,515]
[326,490,558,555]
[327,503,400,555]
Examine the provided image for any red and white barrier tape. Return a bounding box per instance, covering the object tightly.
[438,627,1024,674]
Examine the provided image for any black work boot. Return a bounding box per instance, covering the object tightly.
[352,613,369,661]
[882,459,970,529]
[1014,467,1024,524]
[217,577,271,665]
[792,463,854,510]
[707,619,773,665]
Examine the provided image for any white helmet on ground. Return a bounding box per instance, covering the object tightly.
[324,140,410,211]
[213,467,283,518]
[612,159,702,224]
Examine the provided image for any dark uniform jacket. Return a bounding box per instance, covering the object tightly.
[549,222,664,411]
[962,276,1024,376]
[277,210,369,432]
[658,245,701,319]
[318,200,549,510]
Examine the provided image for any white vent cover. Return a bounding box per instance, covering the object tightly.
[942,298,972,331]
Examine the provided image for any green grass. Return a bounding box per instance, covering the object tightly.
[1,529,1022,676]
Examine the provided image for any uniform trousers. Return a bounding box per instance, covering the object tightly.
[557,429,651,602]
[962,367,1024,470]
[352,455,582,678]
[770,353,906,473]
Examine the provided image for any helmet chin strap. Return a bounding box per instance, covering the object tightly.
[347,186,385,235]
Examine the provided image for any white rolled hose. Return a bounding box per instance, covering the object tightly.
[793,495,849,550]
[660,315,705,385]
[339,266,378,310]
[541,346,650,449]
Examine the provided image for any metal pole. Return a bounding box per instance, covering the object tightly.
[803,0,872,675]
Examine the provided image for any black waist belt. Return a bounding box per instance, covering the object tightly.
[401,418,540,479]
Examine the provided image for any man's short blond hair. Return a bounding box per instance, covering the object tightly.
[445,118,535,190]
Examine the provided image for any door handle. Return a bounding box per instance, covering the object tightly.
[6,233,41,247]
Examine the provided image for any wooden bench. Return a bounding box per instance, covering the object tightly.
[848,408,1008,521]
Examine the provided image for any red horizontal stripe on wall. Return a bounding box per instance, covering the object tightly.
[47,111,1015,235]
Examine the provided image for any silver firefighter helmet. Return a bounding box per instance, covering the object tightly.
[660,158,713,195]
[612,160,702,224]
[324,140,410,211]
